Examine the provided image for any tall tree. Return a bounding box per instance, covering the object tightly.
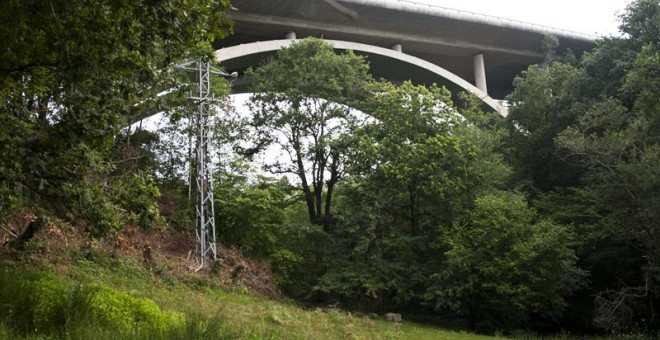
[349,82,510,233]
[554,43,660,333]
[317,83,513,314]
[0,0,232,231]
[505,63,587,192]
[436,191,583,331]
[244,38,373,230]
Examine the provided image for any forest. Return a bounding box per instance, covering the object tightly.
[1,0,659,337]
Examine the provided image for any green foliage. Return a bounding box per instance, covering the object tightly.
[157,184,195,231]
[0,266,246,339]
[350,81,510,229]
[435,191,583,330]
[623,45,660,118]
[554,97,660,331]
[581,37,638,99]
[0,270,69,334]
[73,179,124,236]
[505,62,587,191]
[215,160,288,257]
[541,34,560,64]
[502,0,660,333]
[266,209,328,299]
[213,158,327,298]
[316,81,513,317]
[62,169,162,236]
[0,0,232,231]
[619,0,660,47]
[113,129,161,174]
[248,38,372,104]
[244,37,374,229]
[85,286,185,332]
[115,172,163,228]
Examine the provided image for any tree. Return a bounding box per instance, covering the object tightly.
[555,98,660,332]
[435,191,583,331]
[581,37,638,101]
[243,38,373,230]
[505,63,587,192]
[0,0,232,232]
[619,0,660,48]
[503,0,660,332]
[214,159,288,258]
[316,82,512,313]
[350,82,509,233]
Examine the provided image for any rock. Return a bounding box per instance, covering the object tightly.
[385,312,402,323]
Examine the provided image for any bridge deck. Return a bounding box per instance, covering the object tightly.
[217,0,595,99]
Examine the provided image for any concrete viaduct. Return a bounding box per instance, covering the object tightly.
[214,0,596,117]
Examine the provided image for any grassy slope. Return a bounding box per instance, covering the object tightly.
[71,255,498,339]
[0,214,503,339]
[0,244,500,340]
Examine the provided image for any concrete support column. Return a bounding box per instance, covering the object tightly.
[286,31,296,39]
[391,44,402,52]
[473,53,487,94]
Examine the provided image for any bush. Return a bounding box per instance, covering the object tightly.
[433,191,585,331]
[0,269,70,334]
[85,286,185,333]
[0,267,224,338]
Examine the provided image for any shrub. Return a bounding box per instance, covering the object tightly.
[433,191,585,331]
[0,267,195,338]
[0,269,69,334]
[85,286,185,333]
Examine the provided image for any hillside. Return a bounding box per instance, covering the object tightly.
[0,212,498,339]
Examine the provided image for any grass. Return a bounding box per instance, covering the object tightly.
[0,245,501,340]
[69,255,496,339]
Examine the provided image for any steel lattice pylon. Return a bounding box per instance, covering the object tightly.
[176,58,235,270]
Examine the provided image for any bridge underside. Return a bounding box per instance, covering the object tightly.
[218,0,594,101]
[216,39,508,117]
[217,32,530,100]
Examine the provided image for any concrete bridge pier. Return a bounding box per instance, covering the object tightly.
[473,53,488,94]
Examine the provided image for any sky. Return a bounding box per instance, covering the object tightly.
[393,0,632,36]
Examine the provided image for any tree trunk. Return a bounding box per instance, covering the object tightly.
[314,181,323,224]
[408,184,419,235]
[323,154,339,232]
[303,185,316,225]
[11,216,48,251]
[324,180,335,232]
[293,135,317,224]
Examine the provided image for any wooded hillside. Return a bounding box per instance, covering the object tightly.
[1,0,659,337]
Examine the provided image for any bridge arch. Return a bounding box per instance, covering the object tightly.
[215,39,508,117]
